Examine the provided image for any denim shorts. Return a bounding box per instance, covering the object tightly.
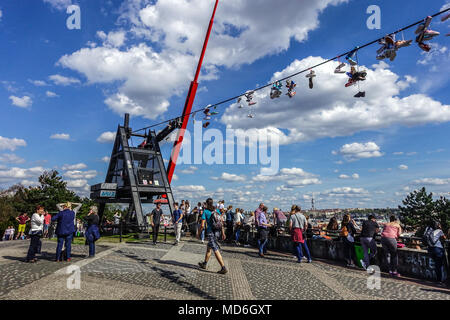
[206,232,221,252]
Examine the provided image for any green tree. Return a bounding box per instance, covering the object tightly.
[22,170,81,213]
[434,196,450,234]
[398,187,435,234]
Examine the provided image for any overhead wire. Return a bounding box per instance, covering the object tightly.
[133,7,450,134]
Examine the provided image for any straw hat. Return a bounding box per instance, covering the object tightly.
[63,202,72,209]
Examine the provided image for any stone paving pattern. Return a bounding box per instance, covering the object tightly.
[0,238,449,300]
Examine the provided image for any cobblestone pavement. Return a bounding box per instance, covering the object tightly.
[0,238,449,300]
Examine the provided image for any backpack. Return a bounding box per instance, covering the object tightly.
[340,226,349,237]
[208,209,223,232]
[422,227,437,247]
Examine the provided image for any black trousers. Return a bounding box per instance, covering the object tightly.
[26,234,41,261]
[226,221,233,242]
[152,224,160,243]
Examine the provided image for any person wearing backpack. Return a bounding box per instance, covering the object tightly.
[197,198,228,274]
[423,221,447,285]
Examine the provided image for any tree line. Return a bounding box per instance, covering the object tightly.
[0,170,125,235]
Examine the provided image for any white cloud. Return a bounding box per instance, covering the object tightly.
[0,136,27,151]
[28,79,48,86]
[46,91,59,98]
[334,142,383,161]
[0,166,45,183]
[58,0,349,119]
[252,167,321,187]
[62,163,87,170]
[64,170,97,180]
[339,173,359,179]
[174,185,206,192]
[398,164,408,170]
[179,166,198,175]
[97,131,116,143]
[0,154,25,164]
[96,30,127,47]
[212,172,246,182]
[222,57,450,144]
[50,133,70,140]
[9,95,32,108]
[412,178,450,186]
[43,0,72,11]
[20,180,40,187]
[101,156,110,163]
[49,74,81,86]
[320,187,369,198]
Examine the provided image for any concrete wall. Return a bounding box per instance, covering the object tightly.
[250,233,448,281]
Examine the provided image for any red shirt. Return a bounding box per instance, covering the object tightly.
[18,215,28,224]
[44,214,52,225]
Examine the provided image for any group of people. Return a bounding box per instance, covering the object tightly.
[20,202,101,263]
[2,211,53,241]
[329,213,447,285]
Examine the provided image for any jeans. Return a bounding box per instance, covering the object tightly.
[294,241,311,262]
[429,247,445,282]
[257,228,268,254]
[381,237,398,272]
[360,237,377,267]
[26,234,41,261]
[342,237,356,265]
[258,239,268,255]
[56,234,73,261]
[175,223,182,242]
[152,224,160,243]
[235,227,241,243]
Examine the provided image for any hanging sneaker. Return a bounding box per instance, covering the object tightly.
[248,101,256,106]
[376,52,386,60]
[415,23,426,35]
[418,42,431,52]
[354,91,364,98]
[347,57,357,66]
[335,62,346,73]
[395,39,412,49]
[345,79,356,87]
[202,122,210,128]
[389,50,397,62]
[424,29,440,36]
[441,13,450,22]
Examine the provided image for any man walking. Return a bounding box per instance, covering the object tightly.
[198,198,228,274]
[15,213,30,240]
[172,202,184,245]
[52,202,76,262]
[150,202,163,245]
[360,215,380,271]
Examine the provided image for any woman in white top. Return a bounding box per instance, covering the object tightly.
[26,205,45,263]
[233,208,244,245]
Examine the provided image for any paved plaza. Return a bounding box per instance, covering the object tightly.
[0,238,449,300]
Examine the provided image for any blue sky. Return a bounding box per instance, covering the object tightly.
[0,0,449,211]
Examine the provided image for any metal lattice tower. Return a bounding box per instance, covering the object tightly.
[91,114,179,231]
